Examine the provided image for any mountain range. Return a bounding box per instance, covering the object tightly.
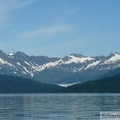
[0,50,120,84]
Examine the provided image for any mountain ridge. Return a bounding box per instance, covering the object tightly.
[0,50,120,84]
[0,74,62,93]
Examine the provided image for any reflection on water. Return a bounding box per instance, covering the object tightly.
[0,94,120,120]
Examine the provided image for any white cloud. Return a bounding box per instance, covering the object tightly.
[0,0,35,25]
[20,25,71,39]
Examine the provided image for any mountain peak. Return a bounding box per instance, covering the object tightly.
[0,50,4,53]
[115,52,120,55]
[0,50,7,58]
[105,52,120,63]
[15,51,28,57]
[109,52,120,57]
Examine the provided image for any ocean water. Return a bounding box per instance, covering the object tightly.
[0,93,120,120]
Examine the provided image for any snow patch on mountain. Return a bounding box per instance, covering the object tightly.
[24,61,31,66]
[43,59,62,68]
[17,62,21,66]
[65,55,95,64]
[105,53,120,64]
[85,60,101,69]
[22,66,34,77]
[72,67,84,72]
[7,52,14,56]
[31,59,63,72]
[0,58,14,67]
[7,52,14,58]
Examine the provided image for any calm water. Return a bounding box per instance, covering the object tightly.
[0,94,120,120]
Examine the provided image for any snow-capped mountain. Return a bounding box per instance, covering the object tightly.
[0,50,120,84]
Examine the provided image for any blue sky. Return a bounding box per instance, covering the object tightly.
[0,0,120,57]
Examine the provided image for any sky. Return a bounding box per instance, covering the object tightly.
[0,0,120,57]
